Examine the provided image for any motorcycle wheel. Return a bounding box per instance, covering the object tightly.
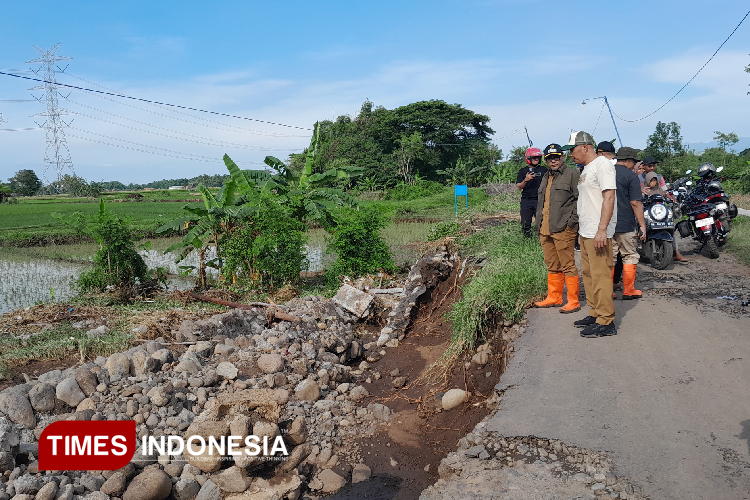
[706,237,720,259]
[651,240,673,270]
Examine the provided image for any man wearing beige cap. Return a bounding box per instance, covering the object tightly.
[562,131,617,338]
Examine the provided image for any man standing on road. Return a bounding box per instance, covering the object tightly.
[612,147,647,299]
[533,144,581,313]
[516,147,547,238]
[562,131,617,338]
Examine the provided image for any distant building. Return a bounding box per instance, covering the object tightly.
[169,186,186,190]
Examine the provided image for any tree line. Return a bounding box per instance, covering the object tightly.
[3,104,749,198]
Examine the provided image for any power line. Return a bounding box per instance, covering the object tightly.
[0,70,313,131]
[64,72,309,137]
[591,101,605,134]
[69,126,272,160]
[65,104,303,151]
[67,131,265,165]
[610,8,750,123]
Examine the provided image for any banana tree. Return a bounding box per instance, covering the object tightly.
[156,182,257,289]
[222,122,363,229]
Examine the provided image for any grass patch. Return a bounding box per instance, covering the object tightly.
[363,186,489,220]
[423,222,546,382]
[0,323,132,378]
[726,215,750,266]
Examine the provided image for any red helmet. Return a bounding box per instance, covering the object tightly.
[525,147,543,165]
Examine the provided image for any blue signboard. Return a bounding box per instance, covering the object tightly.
[454,185,468,215]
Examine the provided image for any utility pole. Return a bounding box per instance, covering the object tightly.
[582,96,623,147]
[26,43,74,186]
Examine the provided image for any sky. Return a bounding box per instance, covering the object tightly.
[0,0,748,184]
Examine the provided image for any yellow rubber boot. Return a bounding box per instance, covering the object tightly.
[622,264,642,300]
[535,273,564,308]
[560,276,581,313]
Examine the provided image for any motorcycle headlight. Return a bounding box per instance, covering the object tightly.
[650,204,668,221]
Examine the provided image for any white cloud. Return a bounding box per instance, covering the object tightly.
[2,47,748,184]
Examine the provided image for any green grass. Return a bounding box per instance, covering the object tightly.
[423,222,546,380]
[0,323,132,379]
[363,186,489,220]
[726,216,750,266]
[0,199,194,246]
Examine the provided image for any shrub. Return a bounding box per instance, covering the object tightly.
[75,202,148,291]
[221,202,307,289]
[428,221,460,241]
[326,206,395,281]
[384,180,445,201]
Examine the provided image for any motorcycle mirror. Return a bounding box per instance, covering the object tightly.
[717,166,724,173]
[686,181,693,186]
[685,170,692,174]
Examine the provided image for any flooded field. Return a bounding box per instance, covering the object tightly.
[0,222,432,314]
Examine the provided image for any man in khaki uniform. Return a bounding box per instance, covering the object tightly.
[534,143,581,313]
[562,131,618,338]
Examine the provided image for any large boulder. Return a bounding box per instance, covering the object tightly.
[100,471,127,497]
[257,354,284,374]
[0,417,19,453]
[212,466,253,493]
[441,389,468,410]
[332,284,373,318]
[74,368,99,396]
[56,378,86,407]
[195,479,221,500]
[131,350,159,375]
[106,353,131,382]
[216,361,238,380]
[0,388,35,428]
[184,420,229,473]
[294,379,320,402]
[147,386,169,407]
[28,383,56,413]
[123,468,172,500]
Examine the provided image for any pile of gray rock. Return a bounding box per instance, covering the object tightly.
[0,249,457,500]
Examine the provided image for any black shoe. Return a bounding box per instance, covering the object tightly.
[580,323,617,338]
[573,315,596,328]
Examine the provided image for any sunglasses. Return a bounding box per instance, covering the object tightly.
[545,155,563,160]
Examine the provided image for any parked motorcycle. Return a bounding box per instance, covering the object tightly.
[675,165,738,258]
[639,193,676,270]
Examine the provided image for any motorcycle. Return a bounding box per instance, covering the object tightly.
[675,167,738,258]
[639,193,676,269]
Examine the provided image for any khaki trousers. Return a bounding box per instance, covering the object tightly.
[612,231,640,265]
[540,228,578,277]
[579,235,615,325]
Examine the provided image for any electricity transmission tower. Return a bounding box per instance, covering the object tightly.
[26,43,74,184]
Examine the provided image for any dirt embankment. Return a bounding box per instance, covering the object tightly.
[330,261,518,500]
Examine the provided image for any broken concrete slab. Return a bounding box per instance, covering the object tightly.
[332,284,374,318]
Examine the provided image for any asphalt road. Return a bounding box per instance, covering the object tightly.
[486,240,750,499]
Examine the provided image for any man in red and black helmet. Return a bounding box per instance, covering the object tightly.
[516,147,547,237]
